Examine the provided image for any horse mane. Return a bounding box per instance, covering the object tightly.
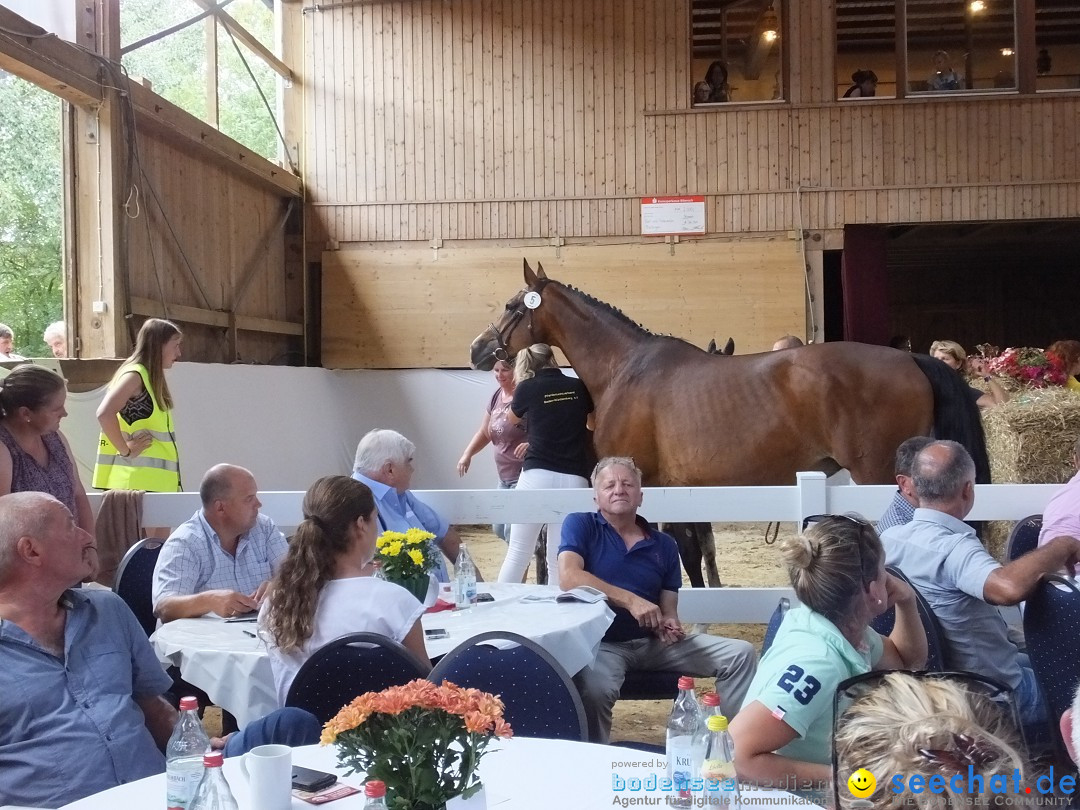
[557,281,703,350]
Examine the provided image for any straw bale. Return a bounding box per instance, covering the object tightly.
[980,387,1080,557]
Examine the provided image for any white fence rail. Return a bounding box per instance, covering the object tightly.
[88,471,1058,529]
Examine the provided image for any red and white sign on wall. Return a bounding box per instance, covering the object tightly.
[640,196,707,236]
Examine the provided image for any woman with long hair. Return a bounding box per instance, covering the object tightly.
[930,339,1008,410]
[93,318,183,492]
[0,365,94,537]
[729,515,927,792]
[457,358,529,541]
[261,475,429,704]
[497,343,593,587]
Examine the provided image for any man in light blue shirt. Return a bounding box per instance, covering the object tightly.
[0,492,320,808]
[153,464,288,622]
[352,429,470,582]
[880,440,1080,726]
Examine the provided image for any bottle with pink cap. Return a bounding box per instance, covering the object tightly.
[166,696,210,810]
[363,779,389,809]
[665,675,704,808]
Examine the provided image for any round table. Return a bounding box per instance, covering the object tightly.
[150,583,614,726]
[60,736,816,809]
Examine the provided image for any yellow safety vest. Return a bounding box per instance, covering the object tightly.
[92,363,181,492]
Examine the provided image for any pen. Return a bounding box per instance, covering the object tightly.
[242,630,257,639]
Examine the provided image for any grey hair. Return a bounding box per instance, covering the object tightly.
[0,324,12,340]
[590,456,643,488]
[0,492,61,582]
[895,436,934,477]
[913,441,975,504]
[514,343,557,383]
[199,463,251,508]
[353,429,416,475]
[43,321,65,342]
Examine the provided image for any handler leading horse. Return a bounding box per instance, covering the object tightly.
[470,261,990,488]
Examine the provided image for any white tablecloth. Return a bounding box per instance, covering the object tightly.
[150,583,614,726]
[60,737,815,809]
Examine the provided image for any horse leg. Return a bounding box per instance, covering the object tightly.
[698,523,722,587]
[535,526,548,585]
[663,523,705,589]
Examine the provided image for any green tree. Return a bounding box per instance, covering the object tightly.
[0,74,63,358]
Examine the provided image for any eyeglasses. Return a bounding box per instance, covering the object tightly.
[801,513,868,532]
[830,670,1024,810]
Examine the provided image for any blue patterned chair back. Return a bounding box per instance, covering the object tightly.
[1006,515,1043,562]
[286,632,429,723]
[761,597,791,654]
[1023,574,1080,759]
[113,539,164,637]
[429,631,588,741]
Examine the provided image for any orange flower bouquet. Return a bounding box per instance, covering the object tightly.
[321,679,513,810]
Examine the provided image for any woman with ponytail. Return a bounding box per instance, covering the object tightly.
[729,515,927,792]
[261,475,429,704]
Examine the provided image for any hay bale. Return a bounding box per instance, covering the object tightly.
[981,387,1080,558]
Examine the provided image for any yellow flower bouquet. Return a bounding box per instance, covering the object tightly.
[322,679,513,810]
[376,528,439,601]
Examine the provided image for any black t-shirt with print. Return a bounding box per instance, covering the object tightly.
[510,368,594,478]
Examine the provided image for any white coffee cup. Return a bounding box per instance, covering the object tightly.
[239,743,292,810]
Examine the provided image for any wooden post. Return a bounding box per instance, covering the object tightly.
[1016,0,1036,94]
[206,13,219,127]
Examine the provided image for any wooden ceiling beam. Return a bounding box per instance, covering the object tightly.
[189,0,293,82]
[0,7,102,107]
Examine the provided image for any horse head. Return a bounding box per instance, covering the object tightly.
[706,337,735,356]
[469,259,554,370]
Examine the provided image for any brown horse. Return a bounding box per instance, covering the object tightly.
[470,260,990,489]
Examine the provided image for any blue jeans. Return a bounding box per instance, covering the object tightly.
[1014,654,1052,751]
[492,479,517,542]
[223,708,321,757]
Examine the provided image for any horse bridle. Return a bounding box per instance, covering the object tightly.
[485,297,535,362]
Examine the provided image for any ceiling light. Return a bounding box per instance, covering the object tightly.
[763,28,778,43]
[969,0,986,12]
[761,6,779,43]
[1001,47,1014,56]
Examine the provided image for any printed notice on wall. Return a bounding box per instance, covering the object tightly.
[640,196,707,236]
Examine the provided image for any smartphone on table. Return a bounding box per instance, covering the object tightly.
[292,765,337,792]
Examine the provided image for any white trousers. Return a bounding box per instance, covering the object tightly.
[497,467,589,588]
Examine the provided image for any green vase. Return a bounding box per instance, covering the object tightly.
[393,573,430,603]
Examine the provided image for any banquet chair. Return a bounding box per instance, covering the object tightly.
[428,631,588,741]
[286,632,430,723]
[112,538,164,637]
[1022,573,1080,761]
[869,566,946,672]
[1005,515,1043,562]
[760,597,790,655]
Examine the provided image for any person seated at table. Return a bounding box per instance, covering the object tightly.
[833,672,1027,810]
[559,456,757,744]
[352,428,476,582]
[876,435,933,534]
[1038,434,1080,548]
[729,514,926,793]
[153,463,288,622]
[261,475,429,703]
[0,491,321,809]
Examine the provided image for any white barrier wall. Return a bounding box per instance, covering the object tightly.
[66,364,505,492]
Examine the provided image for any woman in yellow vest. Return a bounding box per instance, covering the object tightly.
[93,318,183,492]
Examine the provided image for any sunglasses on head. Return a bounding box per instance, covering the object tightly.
[800,514,877,586]
[830,670,1024,810]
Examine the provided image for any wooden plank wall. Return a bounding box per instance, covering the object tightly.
[321,238,804,368]
[299,0,1080,243]
[120,130,302,364]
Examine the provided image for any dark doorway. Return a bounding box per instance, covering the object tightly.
[822,249,845,342]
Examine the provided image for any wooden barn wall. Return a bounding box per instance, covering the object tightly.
[122,130,302,364]
[300,0,1080,244]
[321,238,803,368]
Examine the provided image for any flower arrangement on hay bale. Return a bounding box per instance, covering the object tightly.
[321,679,513,810]
[376,527,439,601]
[987,347,1067,389]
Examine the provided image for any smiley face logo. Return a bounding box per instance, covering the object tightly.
[847,768,876,798]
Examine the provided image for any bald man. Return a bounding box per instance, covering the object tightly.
[153,464,287,622]
[771,335,804,351]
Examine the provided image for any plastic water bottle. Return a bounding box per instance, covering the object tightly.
[455,543,477,612]
[666,676,703,808]
[701,714,740,806]
[372,560,387,580]
[363,780,390,809]
[695,691,723,757]
[188,751,239,810]
[166,696,211,810]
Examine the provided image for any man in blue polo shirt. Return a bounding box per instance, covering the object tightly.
[559,456,757,743]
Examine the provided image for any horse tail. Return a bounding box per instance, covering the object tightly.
[911,354,992,483]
